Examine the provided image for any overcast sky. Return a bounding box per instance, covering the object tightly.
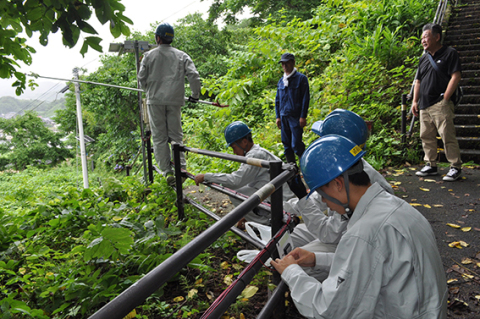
[0,0,216,101]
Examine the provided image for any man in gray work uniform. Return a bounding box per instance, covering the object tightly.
[138,22,201,185]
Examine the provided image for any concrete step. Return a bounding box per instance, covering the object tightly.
[439,149,480,165]
[459,84,480,93]
[460,62,480,70]
[455,104,480,114]
[453,124,480,137]
[444,37,480,46]
[446,27,480,36]
[458,49,480,57]
[451,43,480,51]
[448,23,480,32]
[458,94,480,104]
[460,55,480,63]
[454,114,480,125]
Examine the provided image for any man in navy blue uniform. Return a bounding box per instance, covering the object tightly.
[275,53,310,164]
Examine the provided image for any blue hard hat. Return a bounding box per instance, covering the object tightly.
[300,134,366,197]
[224,121,252,147]
[312,109,369,149]
[155,23,174,40]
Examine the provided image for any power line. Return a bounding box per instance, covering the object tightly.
[14,82,63,115]
[160,0,201,23]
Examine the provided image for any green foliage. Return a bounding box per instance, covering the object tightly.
[0,0,132,95]
[0,165,244,318]
[173,13,232,78]
[207,0,324,25]
[198,0,436,166]
[0,111,72,170]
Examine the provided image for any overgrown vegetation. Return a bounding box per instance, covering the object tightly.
[0,165,265,318]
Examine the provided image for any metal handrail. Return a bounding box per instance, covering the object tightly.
[89,144,296,319]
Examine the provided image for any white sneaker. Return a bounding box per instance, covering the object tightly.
[443,167,462,181]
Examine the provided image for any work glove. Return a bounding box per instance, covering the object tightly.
[188,96,199,103]
[287,174,308,199]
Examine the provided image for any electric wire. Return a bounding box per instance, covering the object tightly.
[13,82,62,115]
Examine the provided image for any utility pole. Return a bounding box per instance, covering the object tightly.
[73,68,89,188]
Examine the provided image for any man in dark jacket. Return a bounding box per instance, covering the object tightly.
[275,53,310,164]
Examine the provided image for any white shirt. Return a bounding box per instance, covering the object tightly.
[138,44,200,106]
[282,183,448,318]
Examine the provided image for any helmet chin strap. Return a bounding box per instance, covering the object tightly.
[234,142,247,156]
[315,160,364,219]
[316,172,353,218]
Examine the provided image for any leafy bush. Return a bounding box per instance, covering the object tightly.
[0,165,248,318]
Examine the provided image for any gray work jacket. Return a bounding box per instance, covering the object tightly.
[282,182,448,318]
[138,44,200,106]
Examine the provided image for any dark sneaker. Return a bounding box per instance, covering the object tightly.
[415,165,438,177]
[443,167,462,181]
[166,173,175,186]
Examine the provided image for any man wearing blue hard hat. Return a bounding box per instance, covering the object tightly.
[284,109,393,282]
[271,134,447,318]
[138,22,201,186]
[275,52,310,165]
[194,121,296,225]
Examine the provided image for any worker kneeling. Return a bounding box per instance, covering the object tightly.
[195,121,296,226]
[271,134,447,318]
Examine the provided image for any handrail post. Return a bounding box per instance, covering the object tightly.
[269,160,285,319]
[173,143,185,220]
[401,94,407,144]
[256,281,289,319]
[146,131,154,183]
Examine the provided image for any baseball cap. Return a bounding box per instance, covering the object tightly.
[279,53,295,63]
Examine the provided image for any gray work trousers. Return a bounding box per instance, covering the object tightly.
[291,223,337,282]
[147,104,186,176]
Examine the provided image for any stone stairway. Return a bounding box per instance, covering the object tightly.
[441,0,480,163]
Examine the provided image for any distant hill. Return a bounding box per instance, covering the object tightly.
[0,96,66,119]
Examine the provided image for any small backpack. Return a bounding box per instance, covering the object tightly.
[452,85,464,107]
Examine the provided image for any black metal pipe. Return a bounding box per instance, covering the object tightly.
[256,281,289,319]
[146,131,154,184]
[203,241,277,318]
[184,196,265,249]
[269,161,283,241]
[173,143,185,220]
[184,146,271,168]
[88,169,295,319]
[202,217,294,319]
[407,115,416,137]
[269,160,285,318]
[401,94,407,144]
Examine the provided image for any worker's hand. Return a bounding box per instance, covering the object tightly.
[271,254,298,275]
[299,117,307,128]
[287,248,316,268]
[411,102,419,117]
[194,174,205,185]
[188,96,199,103]
[276,118,281,129]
